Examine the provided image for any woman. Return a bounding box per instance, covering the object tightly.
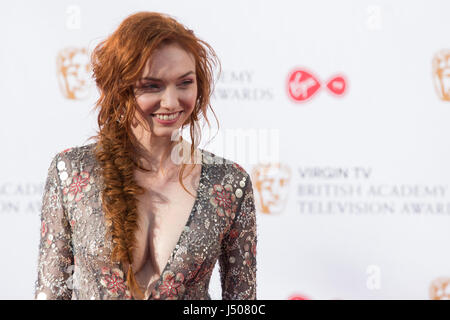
[34,11,257,300]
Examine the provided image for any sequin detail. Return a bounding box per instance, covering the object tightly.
[34,143,257,300]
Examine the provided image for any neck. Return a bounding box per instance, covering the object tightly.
[131,135,182,177]
[129,116,200,179]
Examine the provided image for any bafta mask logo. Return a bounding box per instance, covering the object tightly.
[252,163,291,215]
[56,47,92,100]
[429,277,450,300]
[432,50,450,101]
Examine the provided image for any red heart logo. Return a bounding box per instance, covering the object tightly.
[326,76,346,95]
[288,70,321,102]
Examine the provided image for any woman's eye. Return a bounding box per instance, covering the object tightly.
[143,84,159,89]
[140,80,193,90]
[180,80,193,86]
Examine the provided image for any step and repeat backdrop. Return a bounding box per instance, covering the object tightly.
[1,0,449,299]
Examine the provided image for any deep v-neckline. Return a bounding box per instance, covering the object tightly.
[139,148,206,299]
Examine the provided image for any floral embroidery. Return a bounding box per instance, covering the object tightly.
[45,235,52,248]
[209,184,237,220]
[232,162,246,173]
[35,144,257,300]
[187,259,212,284]
[229,228,239,240]
[243,235,256,267]
[100,267,127,298]
[62,171,94,202]
[41,221,47,238]
[243,251,252,267]
[152,271,185,300]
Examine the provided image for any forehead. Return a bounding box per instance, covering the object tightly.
[142,43,196,78]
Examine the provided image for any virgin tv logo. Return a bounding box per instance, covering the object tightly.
[287,68,347,103]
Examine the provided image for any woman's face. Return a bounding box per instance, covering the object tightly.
[133,42,197,138]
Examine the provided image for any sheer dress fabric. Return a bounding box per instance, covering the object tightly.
[34,143,257,300]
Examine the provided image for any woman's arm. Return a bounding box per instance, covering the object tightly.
[218,173,257,299]
[34,153,74,300]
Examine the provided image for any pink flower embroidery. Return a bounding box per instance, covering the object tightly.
[100,267,127,298]
[62,171,93,202]
[230,228,239,239]
[45,237,52,248]
[153,271,185,300]
[232,162,246,173]
[41,221,47,238]
[209,184,237,220]
[252,241,257,257]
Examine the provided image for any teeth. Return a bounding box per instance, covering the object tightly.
[154,112,181,121]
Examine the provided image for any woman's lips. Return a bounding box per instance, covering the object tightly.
[151,111,183,125]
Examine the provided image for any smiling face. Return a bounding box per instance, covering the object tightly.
[133,42,198,138]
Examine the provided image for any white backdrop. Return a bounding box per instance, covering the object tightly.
[1,0,450,299]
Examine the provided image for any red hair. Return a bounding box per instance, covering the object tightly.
[87,11,220,299]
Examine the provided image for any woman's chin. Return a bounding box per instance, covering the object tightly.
[150,127,182,139]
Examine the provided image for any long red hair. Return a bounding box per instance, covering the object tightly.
[87,11,220,299]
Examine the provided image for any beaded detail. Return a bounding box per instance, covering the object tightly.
[34,143,257,300]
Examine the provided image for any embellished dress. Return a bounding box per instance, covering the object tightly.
[34,143,257,300]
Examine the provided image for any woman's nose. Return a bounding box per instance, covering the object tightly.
[161,85,179,108]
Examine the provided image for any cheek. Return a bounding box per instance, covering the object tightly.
[180,88,198,109]
[135,94,157,114]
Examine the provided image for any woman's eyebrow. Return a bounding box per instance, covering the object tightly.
[141,71,194,81]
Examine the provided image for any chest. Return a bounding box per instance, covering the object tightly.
[131,165,201,290]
